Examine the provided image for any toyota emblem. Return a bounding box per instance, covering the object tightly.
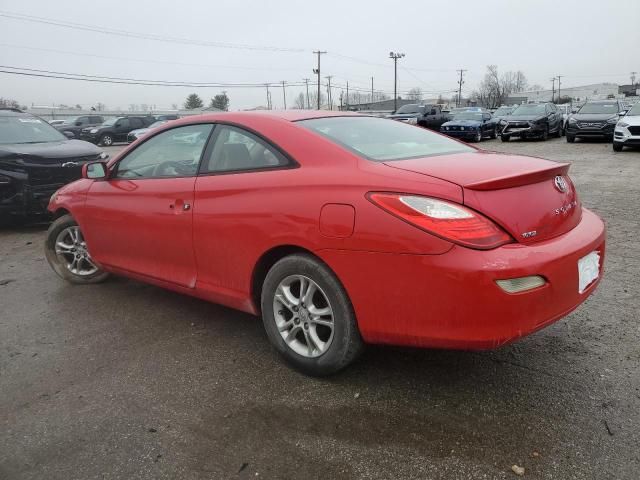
[554,175,568,193]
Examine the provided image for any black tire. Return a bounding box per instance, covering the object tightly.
[261,254,364,376]
[555,123,562,137]
[472,130,482,143]
[490,127,497,139]
[99,134,114,147]
[566,134,575,143]
[613,142,623,152]
[501,134,510,142]
[45,214,109,284]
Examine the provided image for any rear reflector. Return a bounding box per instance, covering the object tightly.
[496,276,546,294]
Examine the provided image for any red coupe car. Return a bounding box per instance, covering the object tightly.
[45,111,605,375]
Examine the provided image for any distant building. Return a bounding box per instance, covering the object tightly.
[506,83,620,104]
[619,84,640,97]
[342,98,415,112]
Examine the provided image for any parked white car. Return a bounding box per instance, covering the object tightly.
[613,102,640,151]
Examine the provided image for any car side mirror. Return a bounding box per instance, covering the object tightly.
[571,108,578,113]
[620,110,627,116]
[83,161,108,180]
[63,131,74,139]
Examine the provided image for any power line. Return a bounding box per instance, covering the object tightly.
[0,10,305,53]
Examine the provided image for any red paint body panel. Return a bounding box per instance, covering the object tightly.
[48,111,606,351]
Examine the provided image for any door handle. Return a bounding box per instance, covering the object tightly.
[169,201,191,211]
[183,203,191,211]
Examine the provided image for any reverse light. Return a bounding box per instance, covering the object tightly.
[496,276,546,294]
[367,193,512,249]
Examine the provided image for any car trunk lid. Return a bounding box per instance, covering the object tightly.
[383,151,581,244]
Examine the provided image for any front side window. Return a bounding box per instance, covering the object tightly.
[114,124,213,179]
[396,104,424,114]
[299,116,473,161]
[202,125,288,173]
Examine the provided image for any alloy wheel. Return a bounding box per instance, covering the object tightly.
[272,275,334,358]
[54,226,99,276]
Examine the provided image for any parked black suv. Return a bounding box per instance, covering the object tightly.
[499,103,564,141]
[79,115,156,146]
[0,109,106,222]
[565,100,627,143]
[54,115,104,139]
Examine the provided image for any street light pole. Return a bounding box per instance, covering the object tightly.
[313,50,326,110]
[389,52,405,112]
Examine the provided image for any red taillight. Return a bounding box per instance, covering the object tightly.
[367,192,512,249]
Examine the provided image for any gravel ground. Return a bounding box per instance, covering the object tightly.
[1,137,639,479]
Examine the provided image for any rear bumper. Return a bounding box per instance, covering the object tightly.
[318,208,605,349]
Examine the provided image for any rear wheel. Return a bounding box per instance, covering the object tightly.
[613,142,624,152]
[45,214,109,284]
[261,254,363,376]
[99,134,114,147]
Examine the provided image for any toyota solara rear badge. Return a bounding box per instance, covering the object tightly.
[554,175,568,193]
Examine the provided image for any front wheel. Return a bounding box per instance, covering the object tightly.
[540,126,549,141]
[99,134,114,147]
[566,134,575,143]
[261,254,364,376]
[45,214,109,284]
[501,134,510,142]
[472,131,482,143]
[613,142,623,152]
[490,127,497,139]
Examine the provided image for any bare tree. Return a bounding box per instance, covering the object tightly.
[472,65,530,108]
[0,98,20,109]
[407,87,423,101]
[293,92,306,109]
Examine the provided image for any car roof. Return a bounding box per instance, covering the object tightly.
[0,109,32,117]
[168,110,367,125]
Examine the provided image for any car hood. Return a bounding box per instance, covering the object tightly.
[571,113,619,121]
[618,114,640,125]
[0,139,102,161]
[383,151,580,244]
[129,127,150,135]
[387,113,420,119]
[441,119,482,127]
[506,114,545,122]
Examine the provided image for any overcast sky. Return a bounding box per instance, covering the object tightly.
[1,0,638,111]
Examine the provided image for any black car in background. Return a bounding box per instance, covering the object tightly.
[387,104,451,131]
[79,115,155,146]
[54,115,104,139]
[487,106,515,134]
[0,109,107,222]
[499,103,564,141]
[565,100,627,143]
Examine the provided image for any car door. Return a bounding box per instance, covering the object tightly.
[192,124,294,296]
[81,123,214,287]
[481,113,492,135]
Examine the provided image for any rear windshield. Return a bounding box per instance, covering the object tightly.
[578,103,620,114]
[299,116,473,161]
[0,115,66,144]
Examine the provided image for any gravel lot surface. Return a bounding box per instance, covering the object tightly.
[1,137,639,479]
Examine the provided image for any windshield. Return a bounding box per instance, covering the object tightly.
[493,107,512,116]
[626,103,640,116]
[512,104,546,116]
[299,116,473,161]
[102,117,118,126]
[452,111,485,121]
[61,116,80,125]
[578,103,620,114]
[149,121,167,128]
[395,104,424,114]
[0,115,66,144]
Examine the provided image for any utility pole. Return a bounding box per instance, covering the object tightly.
[302,78,310,109]
[325,75,333,110]
[456,69,466,107]
[313,50,327,110]
[346,81,349,110]
[631,71,638,86]
[371,77,374,103]
[265,84,271,110]
[550,77,556,102]
[557,75,562,102]
[389,52,405,112]
[280,81,287,109]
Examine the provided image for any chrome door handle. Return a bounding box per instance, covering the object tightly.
[183,203,191,211]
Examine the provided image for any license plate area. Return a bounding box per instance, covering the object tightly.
[578,251,600,293]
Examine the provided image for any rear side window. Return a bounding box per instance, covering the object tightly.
[201,125,288,173]
[299,116,473,161]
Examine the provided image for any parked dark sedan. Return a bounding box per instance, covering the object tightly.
[54,115,104,139]
[499,103,564,141]
[487,106,515,134]
[0,109,107,222]
[79,115,156,146]
[565,100,627,143]
[440,108,496,142]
